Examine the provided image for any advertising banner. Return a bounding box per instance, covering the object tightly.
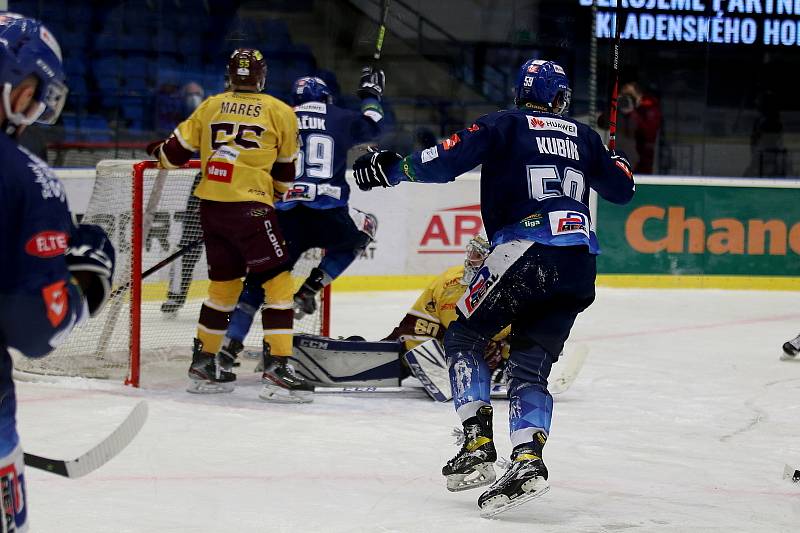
[596,177,800,276]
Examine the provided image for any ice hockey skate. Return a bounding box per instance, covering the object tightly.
[293,267,325,319]
[781,334,800,360]
[160,292,186,319]
[259,343,315,403]
[186,338,236,394]
[478,444,550,518]
[442,405,497,492]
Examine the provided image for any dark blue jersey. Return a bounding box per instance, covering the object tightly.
[278,98,383,210]
[0,134,87,456]
[388,109,635,252]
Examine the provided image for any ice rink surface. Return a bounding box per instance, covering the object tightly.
[15,287,800,532]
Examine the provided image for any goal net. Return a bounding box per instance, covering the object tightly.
[13,160,330,387]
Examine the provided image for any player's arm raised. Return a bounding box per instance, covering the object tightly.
[351,66,386,143]
[586,128,635,205]
[353,117,494,190]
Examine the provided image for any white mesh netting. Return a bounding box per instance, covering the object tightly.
[13,160,327,386]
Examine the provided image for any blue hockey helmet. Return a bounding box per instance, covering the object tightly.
[291,76,332,105]
[514,59,571,115]
[0,13,68,133]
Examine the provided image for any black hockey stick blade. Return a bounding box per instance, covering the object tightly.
[24,401,148,478]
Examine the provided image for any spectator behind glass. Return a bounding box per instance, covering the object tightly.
[182,81,205,117]
[743,89,791,177]
[609,81,662,175]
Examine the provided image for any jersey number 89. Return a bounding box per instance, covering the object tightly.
[296,133,334,179]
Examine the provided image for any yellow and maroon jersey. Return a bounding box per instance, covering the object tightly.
[386,265,510,353]
[172,91,299,205]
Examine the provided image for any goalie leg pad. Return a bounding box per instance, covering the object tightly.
[291,334,403,387]
[402,340,452,402]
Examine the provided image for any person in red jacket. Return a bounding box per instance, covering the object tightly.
[616,81,662,174]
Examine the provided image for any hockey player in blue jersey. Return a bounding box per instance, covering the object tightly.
[354,59,635,516]
[279,70,383,316]
[0,13,115,530]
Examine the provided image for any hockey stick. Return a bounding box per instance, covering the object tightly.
[548,343,589,395]
[24,401,148,478]
[373,0,391,61]
[607,0,623,151]
[108,236,204,300]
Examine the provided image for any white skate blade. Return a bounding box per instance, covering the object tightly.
[186,379,235,394]
[446,462,496,492]
[479,477,550,518]
[258,383,314,404]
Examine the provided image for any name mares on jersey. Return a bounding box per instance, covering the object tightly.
[160,90,300,206]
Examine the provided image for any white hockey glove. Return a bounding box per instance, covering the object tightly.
[353,150,402,191]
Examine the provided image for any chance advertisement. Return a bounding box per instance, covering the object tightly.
[596,178,800,276]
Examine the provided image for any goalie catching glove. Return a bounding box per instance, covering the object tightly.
[353,150,402,191]
[66,224,116,316]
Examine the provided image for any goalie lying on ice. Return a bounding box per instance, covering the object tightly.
[288,236,512,400]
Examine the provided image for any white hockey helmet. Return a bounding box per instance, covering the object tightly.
[461,235,490,285]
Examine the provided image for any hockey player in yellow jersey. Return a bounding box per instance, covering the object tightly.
[385,235,510,373]
[146,48,309,397]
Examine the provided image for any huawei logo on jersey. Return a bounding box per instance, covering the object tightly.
[527,115,578,137]
[529,117,545,128]
[442,133,460,151]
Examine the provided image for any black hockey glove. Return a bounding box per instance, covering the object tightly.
[610,151,634,178]
[66,224,116,317]
[357,66,385,100]
[353,150,402,191]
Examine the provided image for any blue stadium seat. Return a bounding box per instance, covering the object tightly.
[118,33,152,52]
[261,19,292,46]
[81,115,111,142]
[124,76,148,93]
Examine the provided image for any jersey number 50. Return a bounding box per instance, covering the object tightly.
[526,165,585,202]
[296,133,334,179]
